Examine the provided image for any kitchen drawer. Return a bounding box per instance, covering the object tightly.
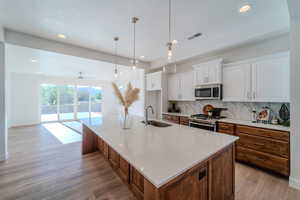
[163,114,172,121]
[163,114,180,124]
[171,116,180,123]
[236,125,289,141]
[236,146,289,176]
[218,122,235,135]
[179,116,189,126]
[237,132,289,158]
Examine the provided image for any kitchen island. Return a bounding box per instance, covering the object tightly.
[82,115,238,200]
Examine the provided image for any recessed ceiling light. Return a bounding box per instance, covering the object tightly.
[172,40,178,44]
[57,34,66,39]
[239,4,251,13]
[140,56,145,59]
[31,59,37,63]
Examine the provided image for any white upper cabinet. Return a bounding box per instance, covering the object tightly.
[167,74,178,100]
[193,59,223,86]
[146,71,162,91]
[222,52,290,102]
[223,63,251,102]
[252,55,290,102]
[180,71,194,101]
[167,71,194,101]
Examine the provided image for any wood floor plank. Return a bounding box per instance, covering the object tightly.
[0,124,299,200]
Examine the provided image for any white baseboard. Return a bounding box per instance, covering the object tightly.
[289,177,300,190]
[0,152,8,161]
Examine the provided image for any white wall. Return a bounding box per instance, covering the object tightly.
[8,69,145,127]
[9,73,40,127]
[0,26,8,160]
[288,0,300,189]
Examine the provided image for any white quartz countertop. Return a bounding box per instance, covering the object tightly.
[81,115,238,188]
[218,118,290,132]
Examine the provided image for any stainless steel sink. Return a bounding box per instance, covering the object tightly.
[141,120,172,127]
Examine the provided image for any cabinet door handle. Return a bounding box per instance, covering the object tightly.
[253,92,256,99]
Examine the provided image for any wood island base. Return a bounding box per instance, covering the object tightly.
[82,125,235,200]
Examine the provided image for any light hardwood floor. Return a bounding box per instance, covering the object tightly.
[0,125,299,200]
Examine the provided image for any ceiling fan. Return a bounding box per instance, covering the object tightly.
[77,72,97,80]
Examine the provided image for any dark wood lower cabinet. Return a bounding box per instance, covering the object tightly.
[217,122,290,176]
[103,141,109,159]
[217,122,235,135]
[160,165,208,200]
[162,114,189,125]
[131,167,145,200]
[236,146,289,176]
[82,125,235,200]
[98,137,104,153]
[179,116,190,126]
[108,147,120,169]
[119,157,130,183]
[211,146,234,200]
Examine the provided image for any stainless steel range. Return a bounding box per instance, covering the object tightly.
[189,114,226,131]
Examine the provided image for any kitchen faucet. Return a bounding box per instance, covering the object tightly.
[145,105,154,125]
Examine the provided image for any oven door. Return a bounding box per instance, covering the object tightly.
[189,121,215,131]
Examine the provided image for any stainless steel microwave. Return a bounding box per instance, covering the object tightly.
[195,84,222,100]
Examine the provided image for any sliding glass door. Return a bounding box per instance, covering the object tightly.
[77,86,90,119]
[40,84,102,122]
[59,85,75,120]
[41,84,58,122]
[90,87,102,118]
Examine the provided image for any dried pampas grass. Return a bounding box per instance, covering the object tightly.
[112,82,140,114]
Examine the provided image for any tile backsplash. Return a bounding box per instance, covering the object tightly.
[172,101,290,121]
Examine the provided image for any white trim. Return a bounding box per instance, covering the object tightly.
[289,177,300,190]
[0,152,8,161]
[10,122,41,128]
[223,51,290,67]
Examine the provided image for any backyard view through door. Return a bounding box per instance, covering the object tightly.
[41,84,102,122]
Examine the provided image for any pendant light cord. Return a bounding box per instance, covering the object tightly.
[134,20,136,65]
[114,37,119,75]
[115,38,117,67]
[132,17,138,67]
[169,0,171,42]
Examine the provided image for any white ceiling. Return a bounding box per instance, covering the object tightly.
[6,44,143,81]
[0,0,290,64]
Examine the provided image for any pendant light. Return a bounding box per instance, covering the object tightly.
[166,0,173,62]
[113,37,119,78]
[132,17,139,70]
